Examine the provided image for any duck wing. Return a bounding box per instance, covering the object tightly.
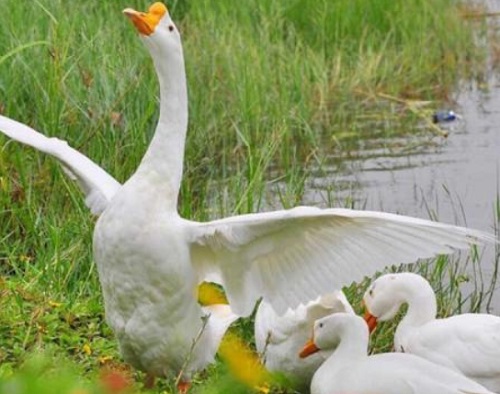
[0,115,121,215]
[188,207,496,316]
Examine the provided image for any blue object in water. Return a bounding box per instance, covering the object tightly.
[432,110,458,124]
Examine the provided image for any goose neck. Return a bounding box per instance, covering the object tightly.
[334,321,369,360]
[397,275,437,332]
[137,49,188,208]
[312,321,367,391]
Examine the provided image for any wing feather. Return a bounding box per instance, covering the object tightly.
[188,207,496,316]
[0,115,121,215]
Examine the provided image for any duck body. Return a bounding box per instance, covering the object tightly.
[312,352,493,394]
[94,176,238,378]
[255,291,353,390]
[94,190,200,377]
[396,313,500,390]
[364,273,500,392]
[93,4,238,380]
[302,313,494,394]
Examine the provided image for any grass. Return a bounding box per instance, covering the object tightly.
[0,0,497,393]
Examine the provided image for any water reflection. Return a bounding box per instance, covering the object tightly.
[330,80,499,232]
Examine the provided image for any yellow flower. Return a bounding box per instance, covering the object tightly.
[256,384,270,394]
[48,300,62,308]
[197,282,228,306]
[82,344,92,356]
[218,331,271,389]
[99,355,113,365]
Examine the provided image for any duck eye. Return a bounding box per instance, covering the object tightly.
[318,322,323,328]
[369,289,374,297]
[168,25,174,32]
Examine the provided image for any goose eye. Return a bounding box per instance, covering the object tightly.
[168,25,174,32]
[318,322,324,328]
[369,289,374,297]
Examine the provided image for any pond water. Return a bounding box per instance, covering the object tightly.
[321,79,499,233]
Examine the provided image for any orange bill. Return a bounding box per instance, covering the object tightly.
[123,2,167,36]
[364,310,378,333]
[299,339,319,358]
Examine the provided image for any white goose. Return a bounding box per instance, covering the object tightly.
[0,1,497,391]
[299,313,495,394]
[254,291,354,391]
[363,273,500,392]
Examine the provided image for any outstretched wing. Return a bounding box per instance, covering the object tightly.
[188,206,496,316]
[0,115,121,215]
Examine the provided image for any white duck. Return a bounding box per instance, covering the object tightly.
[299,313,495,394]
[0,1,497,391]
[254,291,354,391]
[363,272,500,392]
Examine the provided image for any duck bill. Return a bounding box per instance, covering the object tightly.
[123,3,168,36]
[123,8,155,36]
[364,310,378,333]
[299,339,320,358]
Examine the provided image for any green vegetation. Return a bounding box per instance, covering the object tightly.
[0,0,496,393]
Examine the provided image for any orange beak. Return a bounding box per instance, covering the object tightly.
[123,2,167,36]
[299,339,320,358]
[364,309,378,333]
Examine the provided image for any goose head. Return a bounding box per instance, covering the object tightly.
[299,313,366,358]
[123,2,183,66]
[362,274,408,332]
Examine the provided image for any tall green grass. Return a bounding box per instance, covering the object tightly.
[0,0,484,218]
[0,0,494,393]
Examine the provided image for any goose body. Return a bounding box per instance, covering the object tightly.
[363,273,500,392]
[254,291,353,390]
[93,3,240,382]
[0,1,497,387]
[300,313,495,394]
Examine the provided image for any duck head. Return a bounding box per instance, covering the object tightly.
[123,2,183,62]
[363,274,406,333]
